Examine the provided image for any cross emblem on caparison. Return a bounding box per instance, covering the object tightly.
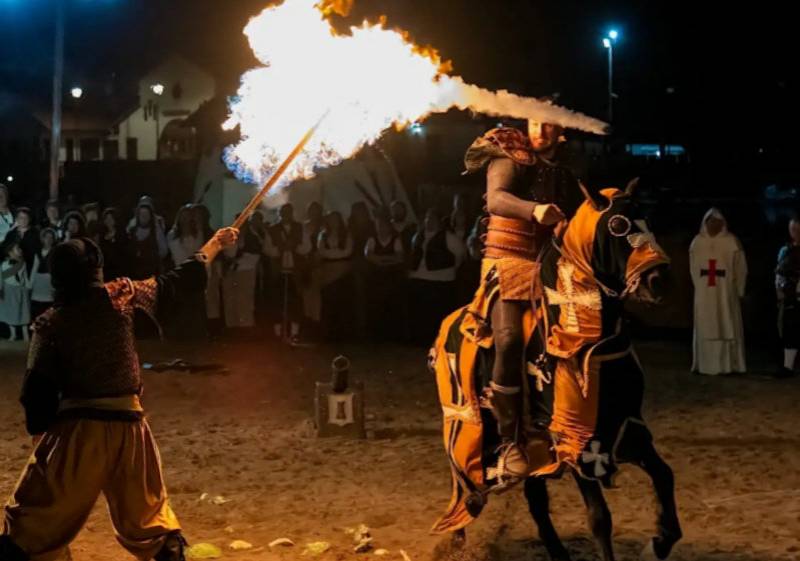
[545,260,602,333]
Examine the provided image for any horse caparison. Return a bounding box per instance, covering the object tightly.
[432,182,681,561]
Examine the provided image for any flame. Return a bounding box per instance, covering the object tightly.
[318,0,354,18]
[224,0,608,186]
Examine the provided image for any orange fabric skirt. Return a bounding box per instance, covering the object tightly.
[3,417,180,560]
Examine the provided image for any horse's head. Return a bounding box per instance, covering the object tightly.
[563,179,670,305]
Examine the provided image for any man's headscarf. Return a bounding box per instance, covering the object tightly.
[50,238,105,303]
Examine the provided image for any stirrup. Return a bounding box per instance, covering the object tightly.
[488,441,530,487]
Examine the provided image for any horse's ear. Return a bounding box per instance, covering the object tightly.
[579,181,607,211]
[625,177,640,197]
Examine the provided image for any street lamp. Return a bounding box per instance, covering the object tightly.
[147,84,165,159]
[46,0,116,200]
[603,29,619,123]
[49,0,65,201]
[70,86,83,99]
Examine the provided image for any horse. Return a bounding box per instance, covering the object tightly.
[430,181,681,561]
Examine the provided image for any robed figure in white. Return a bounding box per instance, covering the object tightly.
[690,208,747,375]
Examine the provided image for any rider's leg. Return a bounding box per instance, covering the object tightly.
[489,300,529,477]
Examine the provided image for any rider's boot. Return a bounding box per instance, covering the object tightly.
[489,382,530,480]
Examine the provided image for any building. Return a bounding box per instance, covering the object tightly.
[111,54,216,161]
[2,54,215,165]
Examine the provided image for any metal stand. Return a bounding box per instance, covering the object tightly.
[280,270,293,345]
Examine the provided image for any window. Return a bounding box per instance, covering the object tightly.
[126,138,138,161]
[625,143,687,159]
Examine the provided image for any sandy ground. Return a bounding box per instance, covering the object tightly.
[1,336,799,561]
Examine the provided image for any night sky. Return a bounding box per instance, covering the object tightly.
[1,0,797,177]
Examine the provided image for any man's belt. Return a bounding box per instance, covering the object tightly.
[59,394,144,413]
[484,216,548,260]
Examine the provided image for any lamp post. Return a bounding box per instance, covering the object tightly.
[48,0,65,201]
[603,29,619,124]
[149,83,164,160]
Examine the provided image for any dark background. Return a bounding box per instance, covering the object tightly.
[0,0,797,341]
[1,0,797,189]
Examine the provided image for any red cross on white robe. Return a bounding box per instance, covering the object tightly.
[700,259,726,287]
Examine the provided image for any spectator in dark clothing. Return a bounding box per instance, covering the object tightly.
[218,216,261,331]
[776,217,800,377]
[245,210,271,323]
[194,204,215,242]
[314,211,354,340]
[450,193,470,241]
[128,195,168,236]
[408,208,467,344]
[348,201,374,338]
[100,208,129,281]
[365,208,405,341]
[264,204,304,339]
[127,201,168,280]
[0,184,13,244]
[82,203,102,243]
[195,204,221,335]
[41,200,63,240]
[29,228,56,320]
[292,202,322,335]
[390,199,416,258]
[4,207,40,274]
[348,201,376,258]
[0,240,30,341]
[301,201,324,259]
[62,211,87,241]
[247,210,268,246]
[163,205,208,341]
[458,214,486,306]
[167,204,203,268]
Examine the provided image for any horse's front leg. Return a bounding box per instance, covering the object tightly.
[636,441,682,559]
[524,477,571,561]
[572,470,616,561]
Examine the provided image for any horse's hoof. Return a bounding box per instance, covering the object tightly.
[639,541,658,561]
[547,550,571,561]
[465,492,486,517]
[641,534,681,561]
[533,539,571,561]
[452,529,466,548]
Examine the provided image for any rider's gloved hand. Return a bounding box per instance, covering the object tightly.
[532,204,565,226]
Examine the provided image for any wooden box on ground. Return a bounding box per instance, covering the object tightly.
[314,381,366,439]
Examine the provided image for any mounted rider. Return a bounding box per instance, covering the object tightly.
[463,117,584,479]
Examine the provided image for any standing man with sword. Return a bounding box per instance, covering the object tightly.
[0,228,238,561]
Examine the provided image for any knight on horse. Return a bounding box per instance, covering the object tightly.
[464,119,583,479]
[431,121,682,561]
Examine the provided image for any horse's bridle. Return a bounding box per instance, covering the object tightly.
[548,236,622,299]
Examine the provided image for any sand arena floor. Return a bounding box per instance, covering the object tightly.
[0,337,798,561]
